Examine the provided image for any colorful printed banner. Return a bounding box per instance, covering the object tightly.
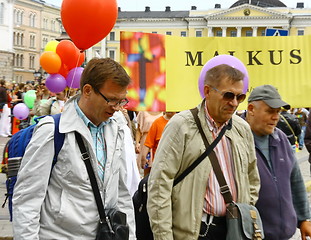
[121,32,311,111]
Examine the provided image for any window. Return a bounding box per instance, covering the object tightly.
[196,30,202,37]
[29,13,35,27]
[230,31,237,37]
[109,50,115,60]
[43,37,48,47]
[110,32,115,41]
[30,35,35,48]
[51,20,55,31]
[15,9,23,25]
[261,30,265,36]
[246,30,252,37]
[298,30,304,36]
[20,33,24,46]
[0,3,4,24]
[216,30,222,37]
[29,55,35,69]
[152,31,157,34]
[181,31,187,37]
[166,31,172,35]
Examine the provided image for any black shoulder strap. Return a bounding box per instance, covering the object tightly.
[188,107,233,204]
[75,131,106,221]
[173,107,230,188]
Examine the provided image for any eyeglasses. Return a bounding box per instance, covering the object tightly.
[94,87,129,107]
[210,86,246,103]
[40,83,45,86]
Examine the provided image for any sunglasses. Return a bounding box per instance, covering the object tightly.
[210,86,246,103]
[40,83,46,86]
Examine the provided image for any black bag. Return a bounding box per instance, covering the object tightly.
[226,203,264,240]
[132,175,153,240]
[75,132,130,240]
[96,209,129,240]
[132,107,231,240]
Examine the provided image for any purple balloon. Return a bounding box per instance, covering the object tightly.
[198,55,249,98]
[46,74,67,93]
[13,103,29,120]
[66,67,84,88]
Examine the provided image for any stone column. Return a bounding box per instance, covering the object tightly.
[221,27,227,37]
[252,26,258,37]
[237,27,242,37]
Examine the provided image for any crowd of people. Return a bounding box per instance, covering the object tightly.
[1,57,311,240]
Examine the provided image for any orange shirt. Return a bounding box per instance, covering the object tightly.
[144,116,168,157]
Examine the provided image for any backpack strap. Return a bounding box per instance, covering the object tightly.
[51,113,65,167]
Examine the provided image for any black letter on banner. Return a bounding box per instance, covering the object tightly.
[290,49,302,64]
[185,51,203,66]
[247,51,263,65]
[213,51,219,57]
[228,51,235,56]
[269,50,283,65]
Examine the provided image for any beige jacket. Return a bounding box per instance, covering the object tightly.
[147,101,260,240]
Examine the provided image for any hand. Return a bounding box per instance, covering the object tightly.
[135,143,140,154]
[300,220,311,240]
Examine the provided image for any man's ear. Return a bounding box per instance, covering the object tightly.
[82,84,92,98]
[247,103,255,116]
[204,85,210,98]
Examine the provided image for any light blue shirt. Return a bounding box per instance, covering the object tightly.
[74,99,111,181]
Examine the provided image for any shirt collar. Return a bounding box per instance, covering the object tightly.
[74,98,111,129]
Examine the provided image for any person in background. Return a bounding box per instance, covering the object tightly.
[304,112,311,174]
[147,64,259,240]
[295,108,308,150]
[31,79,51,116]
[277,108,301,152]
[13,58,136,239]
[245,85,311,240]
[38,89,67,116]
[0,80,11,137]
[135,111,163,172]
[140,112,176,173]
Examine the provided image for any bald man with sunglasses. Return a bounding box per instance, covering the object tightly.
[147,64,260,240]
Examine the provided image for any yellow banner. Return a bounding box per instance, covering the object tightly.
[166,35,311,111]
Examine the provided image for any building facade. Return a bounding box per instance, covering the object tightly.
[13,0,61,83]
[0,0,14,82]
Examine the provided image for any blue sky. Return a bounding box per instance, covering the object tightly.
[45,0,310,10]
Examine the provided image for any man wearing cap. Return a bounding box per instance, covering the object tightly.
[246,84,311,240]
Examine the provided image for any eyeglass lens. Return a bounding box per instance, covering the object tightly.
[223,92,246,103]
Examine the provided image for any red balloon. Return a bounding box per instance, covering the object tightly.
[61,0,118,51]
[56,40,79,70]
[58,63,69,78]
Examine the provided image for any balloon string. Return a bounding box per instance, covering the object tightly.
[66,51,82,99]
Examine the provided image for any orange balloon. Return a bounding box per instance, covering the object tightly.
[40,51,62,74]
[61,0,118,51]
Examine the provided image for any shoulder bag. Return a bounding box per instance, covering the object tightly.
[75,131,129,240]
[192,109,264,240]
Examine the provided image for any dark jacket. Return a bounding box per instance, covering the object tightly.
[255,128,310,240]
[276,111,301,145]
[304,113,311,163]
[0,86,7,110]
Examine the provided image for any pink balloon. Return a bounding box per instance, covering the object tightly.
[46,74,67,93]
[66,67,84,88]
[198,55,249,98]
[13,103,29,120]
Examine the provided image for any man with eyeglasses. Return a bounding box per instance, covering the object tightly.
[245,85,311,240]
[13,58,136,239]
[147,64,260,240]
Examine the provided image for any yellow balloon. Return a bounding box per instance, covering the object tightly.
[44,40,59,52]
